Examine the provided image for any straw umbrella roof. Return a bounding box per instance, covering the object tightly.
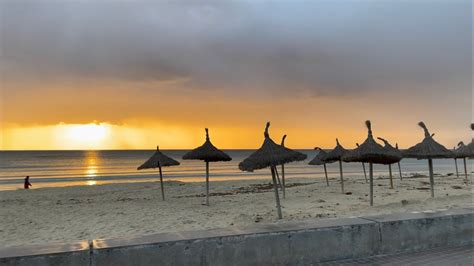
[343,120,400,164]
[182,128,231,162]
[454,141,472,158]
[403,122,453,159]
[342,143,359,163]
[466,124,474,158]
[324,139,348,161]
[137,146,180,170]
[376,137,402,164]
[309,147,336,165]
[239,122,307,172]
[281,135,287,146]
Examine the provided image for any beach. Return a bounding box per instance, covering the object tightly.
[1,173,472,248]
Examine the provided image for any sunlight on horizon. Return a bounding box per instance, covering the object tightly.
[1,122,198,150]
[66,124,109,149]
[0,121,470,150]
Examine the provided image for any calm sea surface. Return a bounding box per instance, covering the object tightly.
[0,150,469,191]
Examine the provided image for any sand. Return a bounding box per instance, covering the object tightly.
[0,173,472,248]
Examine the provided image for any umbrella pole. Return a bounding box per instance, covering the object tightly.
[205,161,210,206]
[159,166,165,201]
[398,162,403,180]
[338,159,344,194]
[463,157,468,179]
[275,167,282,189]
[362,162,368,183]
[369,162,374,206]
[388,164,394,189]
[271,166,283,219]
[428,159,434,198]
[323,164,329,186]
[281,164,286,199]
[454,158,459,178]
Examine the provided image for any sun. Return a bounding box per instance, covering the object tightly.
[66,124,109,147]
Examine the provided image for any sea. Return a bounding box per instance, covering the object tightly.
[0,150,469,191]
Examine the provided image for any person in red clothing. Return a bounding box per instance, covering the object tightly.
[24,176,32,189]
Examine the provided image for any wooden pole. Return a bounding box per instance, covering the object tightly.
[205,161,210,206]
[338,159,344,194]
[388,164,394,189]
[369,162,374,206]
[463,157,468,179]
[454,158,459,178]
[361,162,368,183]
[275,167,282,189]
[271,166,283,219]
[281,164,286,199]
[428,159,434,198]
[397,162,403,180]
[159,166,165,201]
[323,163,329,186]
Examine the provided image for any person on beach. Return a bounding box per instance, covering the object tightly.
[24,176,32,189]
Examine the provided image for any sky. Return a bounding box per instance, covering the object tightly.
[0,0,472,150]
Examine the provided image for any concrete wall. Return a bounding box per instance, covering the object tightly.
[1,208,472,266]
[92,218,379,266]
[0,241,90,266]
[362,208,474,254]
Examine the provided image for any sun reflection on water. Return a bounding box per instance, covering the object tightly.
[86,180,97,186]
[86,166,98,177]
[84,151,100,182]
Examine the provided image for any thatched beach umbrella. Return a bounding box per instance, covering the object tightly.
[280,135,288,198]
[454,141,469,179]
[271,139,287,190]
[356,143,368,183]
[396,143,403,180]
[325,139,348,194]
[453,146,460,178]
[137,146,180,201]
[403,122,453,198]
[377,137,402,189]
[453,124,474,177]
[467,124,474,159]
[343,121,401,206]
[239,122,307,219]
[183,128,231,206]
[308,147,336,186]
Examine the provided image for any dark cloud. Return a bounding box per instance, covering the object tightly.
[1,0,471,96]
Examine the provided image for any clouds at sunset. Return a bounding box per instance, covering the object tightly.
[1,0,472,149]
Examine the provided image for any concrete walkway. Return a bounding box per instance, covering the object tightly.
[320,244,473,265]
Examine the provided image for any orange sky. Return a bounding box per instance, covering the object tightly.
[0,1,472,150]
[1,86,471,150]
